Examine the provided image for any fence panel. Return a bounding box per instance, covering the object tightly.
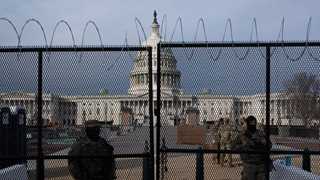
[270,44,320,178]
[0,51,38,170]
[0,46,154,180]
[158,44,266,180]
[158,42,320,180]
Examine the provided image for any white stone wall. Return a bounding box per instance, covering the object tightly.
[0,92,312,127]
[0,93,77,126]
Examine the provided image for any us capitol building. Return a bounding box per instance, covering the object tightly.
[0,13,302,127]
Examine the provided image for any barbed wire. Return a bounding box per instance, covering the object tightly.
[134,17,147,46]
[0,18,20,61]
[0,18,19,44]
[160,14,168,41]
[164,17,279,61]
[49,20,77,62]
[79,20,105,63]
[306,18,320,62]
[0,18,139,71]
[105,32,133,71]
[162,17,320,63]
[18,18,49,60]
[280,18,309,62]
[1,17,320,65]
[169,16,184,43]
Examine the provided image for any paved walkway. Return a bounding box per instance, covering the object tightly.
[26,154,320,180]
[25,127,320,179]
[28,155,243,180]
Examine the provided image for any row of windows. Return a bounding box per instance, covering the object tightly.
[0,100,50,106]
[82,108,106,116]
[58,110,77,116]
[131,74,181,86]
[83,102,99,106]
[82,102,114,106]
[62,119,76,125]
[136,57,178,68]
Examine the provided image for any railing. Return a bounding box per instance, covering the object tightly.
[0,46,154,180]
[0,42,320,180]
[157,41,320,180]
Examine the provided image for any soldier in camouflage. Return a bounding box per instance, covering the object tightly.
[68,120,116,180]
[238,117,246,134]
[232,116,272,180]
[220,118,236,167]
[213,118,224,164]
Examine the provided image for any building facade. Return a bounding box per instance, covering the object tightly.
[0,91,305,126]
[0,92,77,126]
[0,12,314,127]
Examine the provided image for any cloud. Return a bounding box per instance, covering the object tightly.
[0,0,320,45]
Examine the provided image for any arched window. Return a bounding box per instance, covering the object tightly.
[141,75,144,85]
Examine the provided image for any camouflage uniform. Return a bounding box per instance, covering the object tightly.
[68,121,115,180]
[238,118,246,134]
[233,129,271,180]
[213,120,223,164]
[220,119,236,167]
[257,123,264,131]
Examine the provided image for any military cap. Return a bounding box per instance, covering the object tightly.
[245,116,257,125]
[84,120,101,127]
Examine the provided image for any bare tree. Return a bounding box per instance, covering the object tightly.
[99,89,109,96]
[284,72,320,127]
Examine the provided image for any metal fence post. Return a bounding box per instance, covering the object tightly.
[36,51,44,180]
[265,46,271,180]
[143,141,151,180]
[156,43,162,180]
[147,46,155,180]
[160,138,168,180]
[302,148,311,172]
[196,147,204,180]
[217,143,221,164]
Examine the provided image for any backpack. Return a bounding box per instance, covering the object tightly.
[69,138,115,180]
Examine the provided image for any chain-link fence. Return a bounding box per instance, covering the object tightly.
[0,46,154,180]
[1,42,320,180]
[158,42,320,180]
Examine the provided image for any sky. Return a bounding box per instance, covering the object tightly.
[0,0,320,95]
[1,0,320,45]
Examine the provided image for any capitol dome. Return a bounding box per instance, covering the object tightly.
[128,11,182,96]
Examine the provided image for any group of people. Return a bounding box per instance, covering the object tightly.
[213,116,272,180]
[67,115,271,180]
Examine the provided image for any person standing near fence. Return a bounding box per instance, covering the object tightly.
[220,118,236,167]
[213,118,224,164]
[68,120,116,180]
[238,117,246,134]
[232,116,272,180]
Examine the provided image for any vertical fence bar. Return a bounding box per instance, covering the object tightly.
[148,47,155,179]
[143,141,151,180]
[302,148,311,172]
[156,43,161,180]
[36,51,44,180]
[265,46,271,180]
[196,147,204,180]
